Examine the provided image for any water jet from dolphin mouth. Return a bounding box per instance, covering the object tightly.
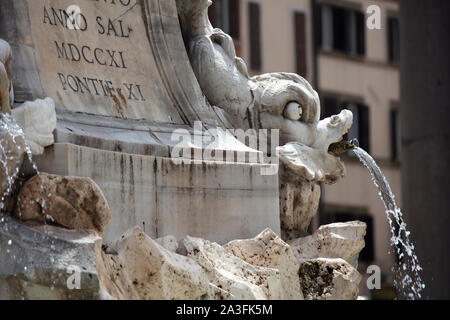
[328,139,358,156]
[352,146,425,299]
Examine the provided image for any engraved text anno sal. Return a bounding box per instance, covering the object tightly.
[42,3,146,102]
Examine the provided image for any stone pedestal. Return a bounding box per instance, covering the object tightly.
[35,143,280,244]
[279,165,321,240]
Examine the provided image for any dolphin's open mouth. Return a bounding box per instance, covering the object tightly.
[328,139,359,156]
[321,109,353,154]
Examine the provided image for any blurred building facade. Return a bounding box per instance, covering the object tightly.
[208,0,400,298]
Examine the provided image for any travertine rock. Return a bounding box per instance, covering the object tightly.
[299,258,361,300]
[290,221,367,267]
[279,178,321,239]
[0,213,108,300]
[12,98,56,155]
[97,250,140,300]
[156,235,179,253]
[113,227,209,300]
[14,173,111,235]
[225,228,303,300]
[205,283,233,300]
[184,236,283,300]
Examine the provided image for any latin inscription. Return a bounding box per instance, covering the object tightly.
[41,1,146,103]
[27,0,180,121]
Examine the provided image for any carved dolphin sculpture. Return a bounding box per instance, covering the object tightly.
[277,110,353,184]
[177,0,352,141]
[177,0,354,183]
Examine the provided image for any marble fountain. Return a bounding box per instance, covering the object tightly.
[0,0,375,300]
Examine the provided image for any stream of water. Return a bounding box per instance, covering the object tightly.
[0,113,39,210]
[0,113,57,296]
[353,147,425,299]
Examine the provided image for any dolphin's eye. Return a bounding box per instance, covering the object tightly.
[283,102,303,121]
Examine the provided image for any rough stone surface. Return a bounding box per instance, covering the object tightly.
[97,250,139,300]
[299,258,361,300]
[0,213,107,300]
[111,227,209,300]
[184,236,283,300]
[205,283,233,300]
[156,235,179,253]
[12,98,56,155]
[14,173,111,235]
[225,228,303,300]
[289,221,366,268]
[279,177,321,239]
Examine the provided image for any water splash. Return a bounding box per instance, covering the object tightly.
[352,147,425,299]
[1,113,39,211]
[0,113,61,297]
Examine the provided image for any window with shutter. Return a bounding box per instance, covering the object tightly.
[209,0,241,56]
[332,6,347,52]
[319,4,365,58]
[355,11,366,56]
[294,11,307,78]
[229,0,240,40]
[390,108,401,162]
[388,16,400,64]
[209,0,229,32]
[248,2,262,71]
[322,96,340,119]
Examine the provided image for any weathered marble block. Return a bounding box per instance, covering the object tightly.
[35,143,280,245]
